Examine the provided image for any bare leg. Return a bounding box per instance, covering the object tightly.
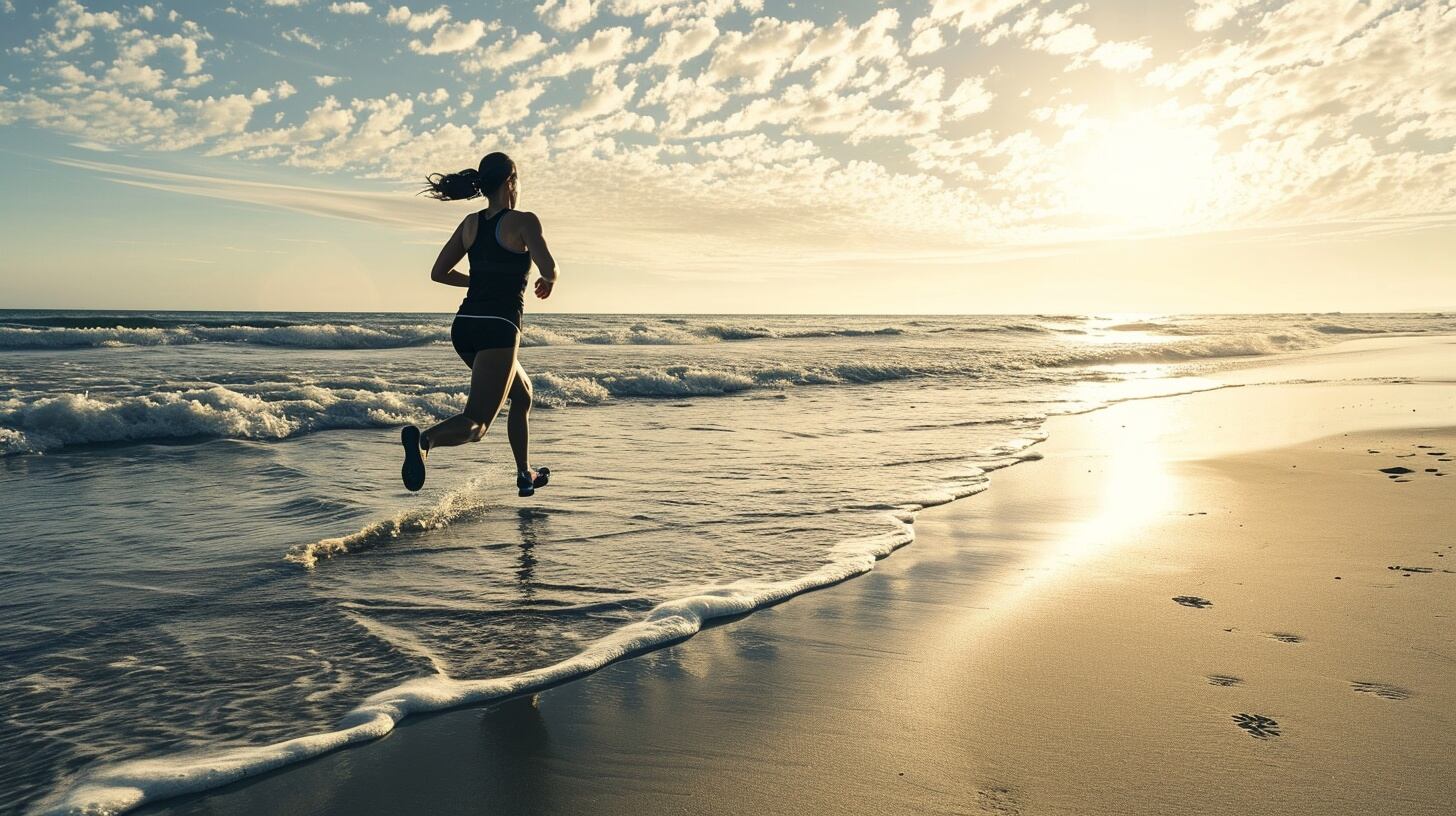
[422,346,517,451]
[506,361,532,473]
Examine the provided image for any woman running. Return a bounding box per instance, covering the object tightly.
[401,152,557,496]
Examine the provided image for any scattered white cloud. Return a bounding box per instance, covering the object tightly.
[907,25,945,57]
[1087,40,1150,71]
[385,4,450,31]
[1,0,1449,261]
[463,31,551,73]
[531,25,647,78]
[478,83,546,126]
[409,18,497,54]
[559,65,641,126]
[536,0,599,33]
[924,0,1032,34]
[282,28,323,48]
[646,17,718,66]
[1187,0,1259,32]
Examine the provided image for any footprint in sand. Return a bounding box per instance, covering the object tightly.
[1173,595,1213,608]
[1351,681,1411,700]
[1207,674,1243,687]
[1232,713,1281,739]
[1267,632,1303,643]
[976,785,1022,816]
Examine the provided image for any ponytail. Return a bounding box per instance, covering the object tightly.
[419,168,482,201]
[419,152,516,202]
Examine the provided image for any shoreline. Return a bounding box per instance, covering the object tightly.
[41,335,1456,815]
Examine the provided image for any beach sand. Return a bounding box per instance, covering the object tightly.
[149,341,1456,816]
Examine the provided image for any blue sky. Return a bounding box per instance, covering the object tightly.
[1,0,1453,313]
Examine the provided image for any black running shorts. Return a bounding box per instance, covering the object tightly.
[450,313,519,366]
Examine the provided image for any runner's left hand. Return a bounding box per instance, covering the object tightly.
[534,278,554,299]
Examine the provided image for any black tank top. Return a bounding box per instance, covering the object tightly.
[459,208,532,322]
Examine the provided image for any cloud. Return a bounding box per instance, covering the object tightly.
[385,4,450,31]
[4,0,1451,265]
[642,71,729,130]
[54,0,122,31]
[478,83,545,126]
[328,2,372,14]
[1087,40,1150,71]
[409,18,497,54]
[531,26,647,78]
[908,26,945,57]
[1187,0,1259,32]
[282,28,323,48]
[705,17,816,94]
[559,66,640,127]
[946,76,992,118]
[52,156,442,231]
[646,17,718,66]
[463,31,551,73]
[536,0,598,32]
[618,0,764,28]
[924,0,1031,33]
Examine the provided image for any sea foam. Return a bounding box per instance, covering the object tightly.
[285,480,489,568]
[36,450,1034,816]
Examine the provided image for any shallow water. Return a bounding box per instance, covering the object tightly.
[1,311,1450,813]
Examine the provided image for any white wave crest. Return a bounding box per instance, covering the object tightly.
[0,324,446,350]
[0,386,465,455]
[285,480,488,568]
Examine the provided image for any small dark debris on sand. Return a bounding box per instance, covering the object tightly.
[1207,674,1243,687]
[1388,565,1434,574]
[1172,595,1212,608]
[1232,713,1280,739]
[1268,632,1303,643]
[1380,466,1415,474]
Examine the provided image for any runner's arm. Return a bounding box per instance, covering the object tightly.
[430,216,471,287]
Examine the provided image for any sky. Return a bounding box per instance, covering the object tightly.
[0,0,1453,314]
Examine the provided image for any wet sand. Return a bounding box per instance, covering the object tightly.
[149,342,1456,816]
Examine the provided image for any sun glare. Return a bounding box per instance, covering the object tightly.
[1068,113,1221,233]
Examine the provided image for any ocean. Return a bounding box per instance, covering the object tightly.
[2,310,1450,814]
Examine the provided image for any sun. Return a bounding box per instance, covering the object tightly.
[1066,112,1221,233]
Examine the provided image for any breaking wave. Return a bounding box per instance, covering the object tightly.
[0,329,1341,454]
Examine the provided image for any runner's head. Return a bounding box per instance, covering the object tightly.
[420,152,517,204]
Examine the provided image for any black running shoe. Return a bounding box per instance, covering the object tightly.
[401,425,426,492]
[517,466,550,497]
